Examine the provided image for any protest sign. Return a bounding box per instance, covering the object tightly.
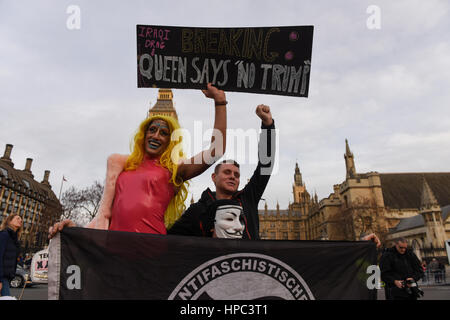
[31,248,49,284]
[137,25,313,97]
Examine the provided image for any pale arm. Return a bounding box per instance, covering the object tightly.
[86,154,128,229]
[177,83,227,181]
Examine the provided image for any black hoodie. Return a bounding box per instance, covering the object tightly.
[168,120,276,240]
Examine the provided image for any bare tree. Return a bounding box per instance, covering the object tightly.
[330,197,388,243]
[60,181,104,226]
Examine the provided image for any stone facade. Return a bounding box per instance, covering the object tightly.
[260,139,450,263]
[148,89,178,120]
[309,140,450,262]
[0,144,62,252]
[258,163,318,240]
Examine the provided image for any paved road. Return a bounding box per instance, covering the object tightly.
[8,284,450,300]
[377,284,450,300]
[10,284,48,300]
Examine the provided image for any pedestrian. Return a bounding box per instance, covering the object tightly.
[380,238,424,300]
[436,260,445,283]
[429,258,440,283]
[23,253,32,270]
[49,83,228,237]
[421,260,428,283]
[0,213,23,297]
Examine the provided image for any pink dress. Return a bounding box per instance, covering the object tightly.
[108,157,174,234]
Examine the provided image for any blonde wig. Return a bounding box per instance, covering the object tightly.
[125,115,189,228]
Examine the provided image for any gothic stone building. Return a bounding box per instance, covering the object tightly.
[311,140,450,262]
[258,163,319,240]
[259,140,450,263]
[0,144,62,252]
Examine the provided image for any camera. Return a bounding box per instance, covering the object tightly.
[404,279,424,298]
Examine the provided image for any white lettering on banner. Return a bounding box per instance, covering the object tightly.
[66,265,82,290]
[260,62,309,94]
[168,253,314,300]
[139,53,309,94]
[366,265,381,289]
[236,61,256,88]
[139,54,188,83]
[190,57,231,85]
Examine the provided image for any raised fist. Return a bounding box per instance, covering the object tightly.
[255,104,273,126]
[202,83,226,103]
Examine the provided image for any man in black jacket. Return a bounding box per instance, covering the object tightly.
[380,238,424,300]
[168,104,275,240]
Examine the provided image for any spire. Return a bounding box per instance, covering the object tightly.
[294,162,303,186]
[344,139,356,179]
[345,139,352,156]
[419,176,446,250]
[420,176,439,209]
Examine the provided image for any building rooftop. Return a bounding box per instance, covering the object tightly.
[0,144,58,203]
[390,204,450,233]
[380,173,450,209]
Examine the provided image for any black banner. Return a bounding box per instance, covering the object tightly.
[48,228,376,300]
[136,25,313,97]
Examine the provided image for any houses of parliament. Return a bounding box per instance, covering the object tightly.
[258,138,450,262]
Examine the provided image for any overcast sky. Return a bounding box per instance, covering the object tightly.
[1,0,449,211]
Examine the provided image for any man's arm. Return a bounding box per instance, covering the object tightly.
[242,105,276,202]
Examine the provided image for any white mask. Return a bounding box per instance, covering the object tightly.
[214,205,244,239]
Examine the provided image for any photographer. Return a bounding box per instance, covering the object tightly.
[380,238,424,300]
